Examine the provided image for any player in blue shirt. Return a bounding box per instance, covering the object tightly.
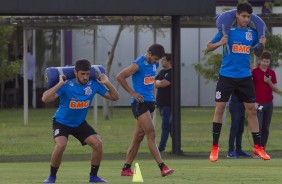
[206,2,270,162]
[42,59,119,183]
[116,44,174,177]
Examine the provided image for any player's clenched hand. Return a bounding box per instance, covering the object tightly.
[59,75,67,85]
[132,92,144,103]
[259,36,266,46]
[97,74,109,84]
[219,35,228,46]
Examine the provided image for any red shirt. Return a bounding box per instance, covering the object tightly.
[252,67,277,103]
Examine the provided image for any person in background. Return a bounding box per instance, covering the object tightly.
[18,47,35,107]
[116,44,174,177]
[42,59,119,183]
[252,50,281,158]
[155,53,172,152]
[227,91,250,158]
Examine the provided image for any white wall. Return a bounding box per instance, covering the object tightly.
[72,29,94,64]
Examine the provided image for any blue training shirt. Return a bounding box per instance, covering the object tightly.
[54,79,108,127]
[131,55,159,103]
[211,26,259,78]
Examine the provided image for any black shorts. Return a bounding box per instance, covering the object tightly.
[215,75,256,103]
[131,101,155,118]
[52,119,97,145]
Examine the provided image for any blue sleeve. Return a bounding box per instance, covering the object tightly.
[56,84,66,96]
[96,83,108,96]
[133,59,143,69]
[210,32,223,43]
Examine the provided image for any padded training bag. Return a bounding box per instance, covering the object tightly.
[45,65,106,89]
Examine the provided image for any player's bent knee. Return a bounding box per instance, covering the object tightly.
[55,143,67,151]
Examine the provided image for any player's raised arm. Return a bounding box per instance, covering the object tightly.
[254,36,266,57]
[97,74,119,101]
[205,35,228,53]
[42,75,66,103]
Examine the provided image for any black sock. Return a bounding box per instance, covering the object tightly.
[90,165,100,176]
[50,166,59,177]
[212,122,222,145]
[252,132,261,146]
[122,163,131,171]
[158,163,165,170]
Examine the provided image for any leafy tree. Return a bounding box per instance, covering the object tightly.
[274,0,282,6]
[193,52,221,83]
[102,25,124,120]
[265,34,282,68]
[0,17,21,108]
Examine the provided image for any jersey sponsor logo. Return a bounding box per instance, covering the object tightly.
[232,44,250,54]
[245,31,253,41]
[69,100,90,109]
[144,76,155,85]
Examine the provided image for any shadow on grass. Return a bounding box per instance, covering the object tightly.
[1,151,281,163]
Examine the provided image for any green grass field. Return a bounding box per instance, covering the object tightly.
[1,159,282,184]
[0,107,282,183]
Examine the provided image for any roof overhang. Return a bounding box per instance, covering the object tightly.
[0,0,217,29]
[0,0,215,16]
[1,14,282,29]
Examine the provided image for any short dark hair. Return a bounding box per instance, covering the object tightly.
[237,2,253,14]
[164,53,172,62]
[75,59,91,72]
[260,50,272,60]
[148,44,165,59]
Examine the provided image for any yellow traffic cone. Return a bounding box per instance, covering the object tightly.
[132,163,144,182]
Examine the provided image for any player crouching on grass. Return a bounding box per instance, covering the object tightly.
[42,59,119,183]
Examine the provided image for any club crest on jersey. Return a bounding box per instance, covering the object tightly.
[84,86,92,96]
[245,31,253,41]
[144,61,148,65]
[215,91,221,100]
[69,81,74,86]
